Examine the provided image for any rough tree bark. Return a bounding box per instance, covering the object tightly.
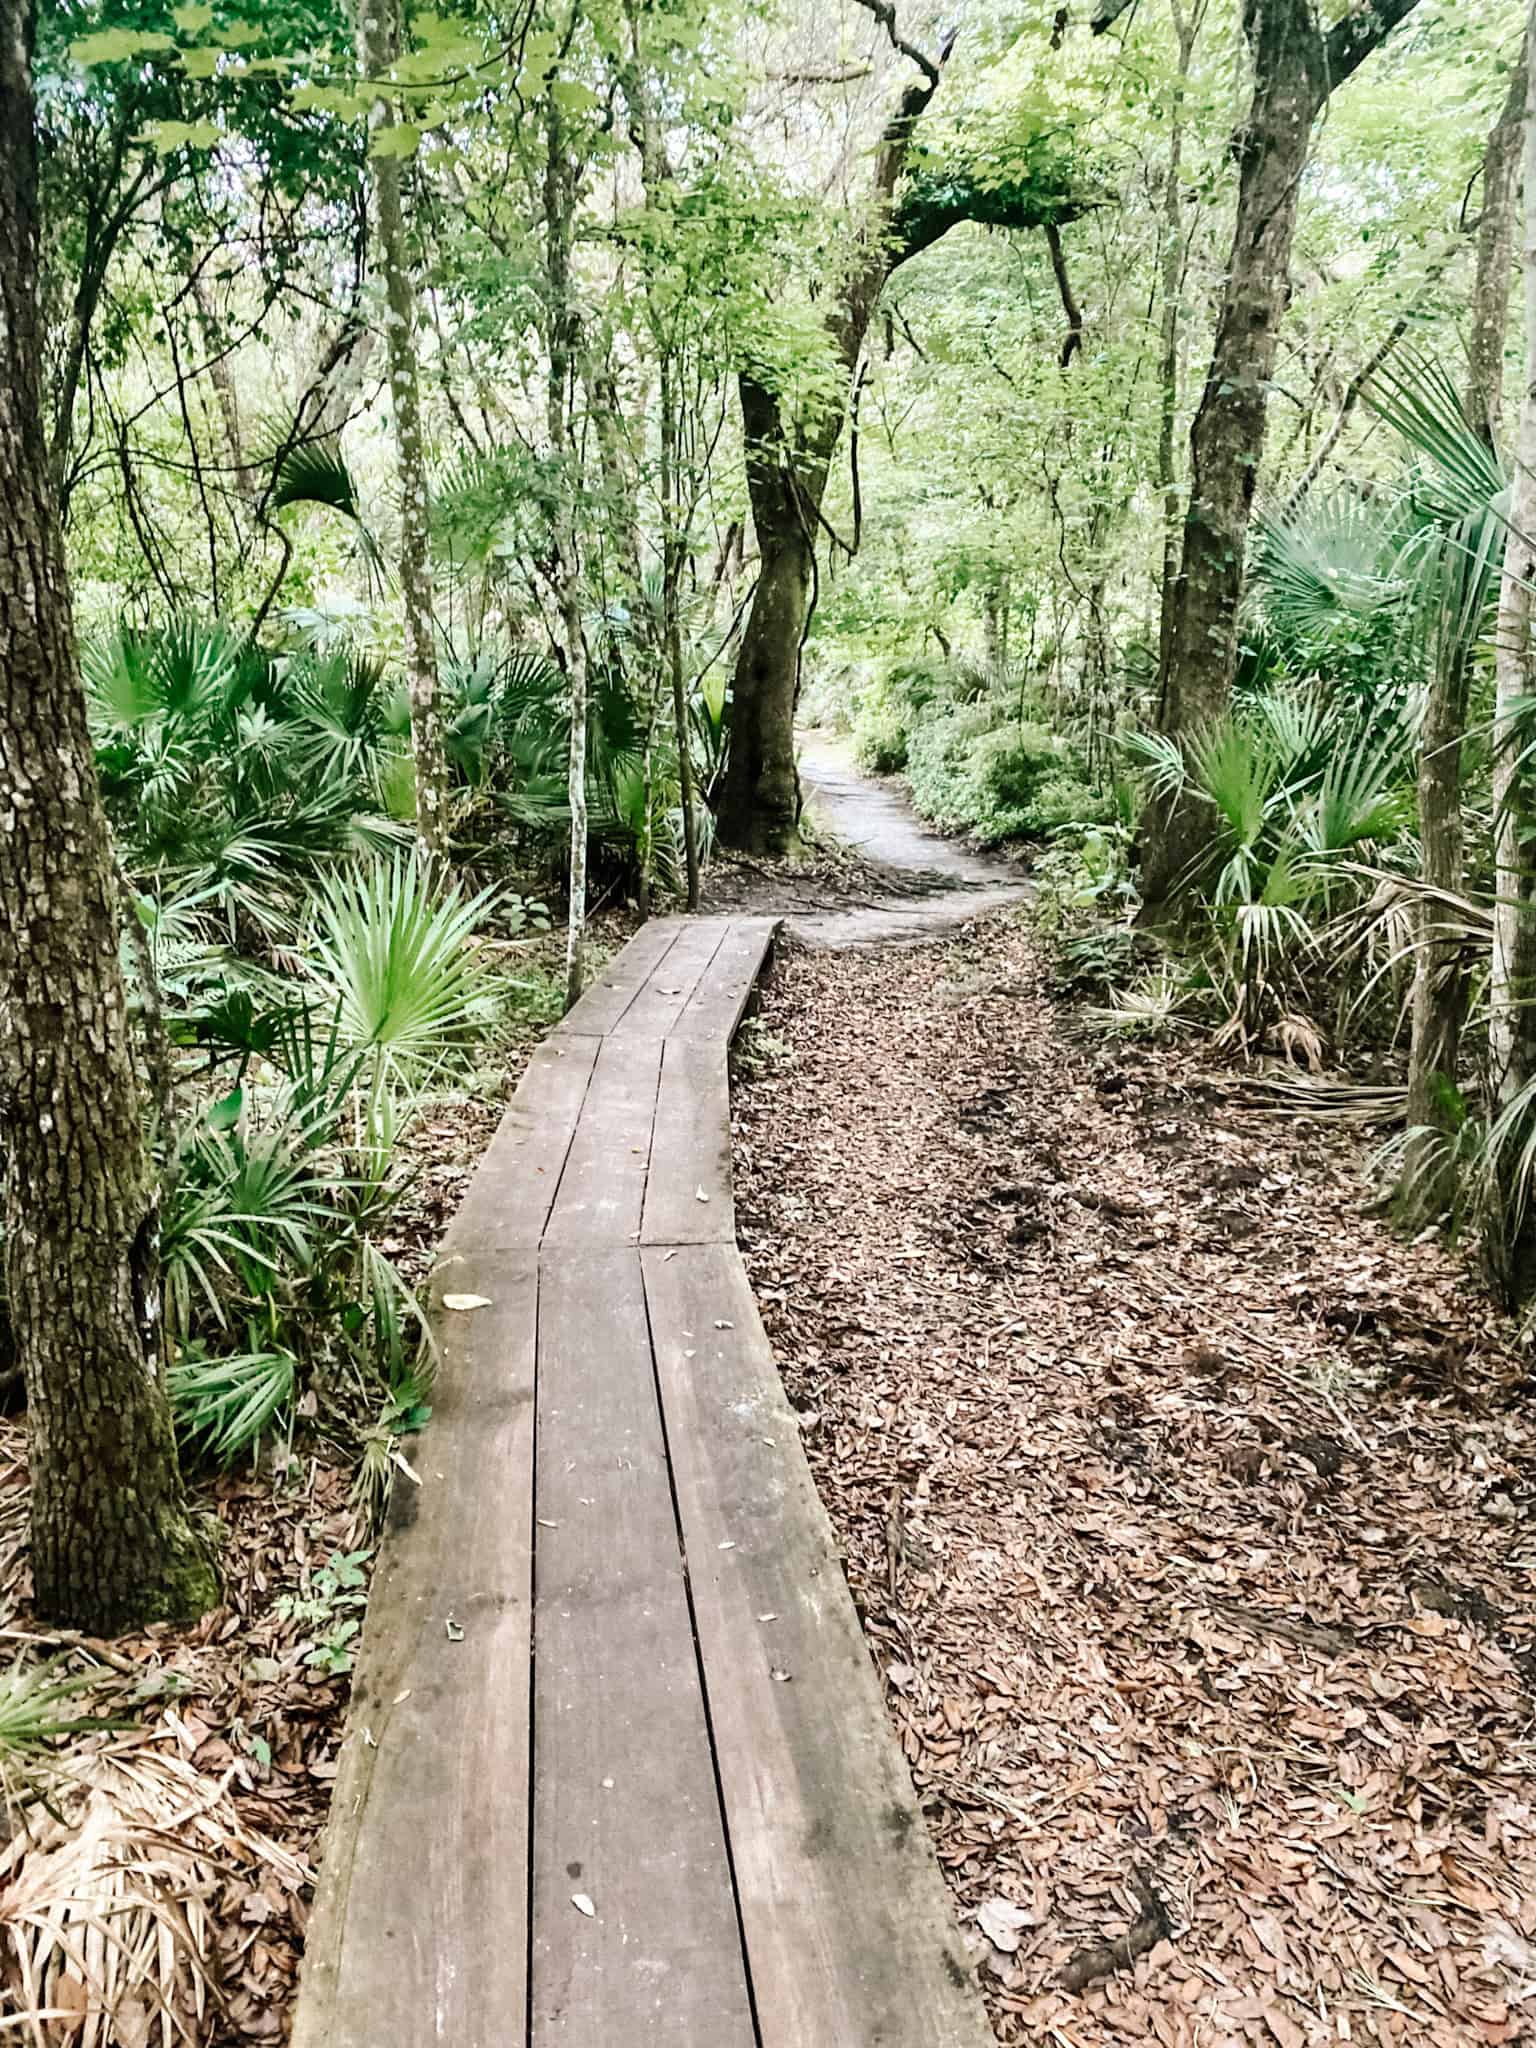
[356,0,451,860]
[1135,0,1424,908]
[0,0,215,1632]
[1489,14,1536,1300]
[1404,39,1527,1212]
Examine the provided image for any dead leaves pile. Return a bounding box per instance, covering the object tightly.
[734,915,1536,2048]
[0,1435,361,2044]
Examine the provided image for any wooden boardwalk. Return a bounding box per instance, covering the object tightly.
[292,915,993,2048]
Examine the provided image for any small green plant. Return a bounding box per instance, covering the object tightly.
[732,1021,792,1077]
[277,1548,372,1675]
[0,1657,123,1801]
[170,1345,298,1462]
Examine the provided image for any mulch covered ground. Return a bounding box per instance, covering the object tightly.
[733,910,1536,2048]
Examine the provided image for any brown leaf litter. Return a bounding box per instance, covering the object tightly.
[733,910,1536,2048]
[0,1442,357,2044]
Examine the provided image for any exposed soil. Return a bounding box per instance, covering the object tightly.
[733,913,1536,2048]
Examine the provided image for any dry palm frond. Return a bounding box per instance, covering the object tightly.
[1238,1075,1409,1123]
[0,1725,310,2047]
[1276,1012,1326,1073]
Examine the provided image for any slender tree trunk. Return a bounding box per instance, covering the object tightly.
[1470,46,1530,449]
[1153,2,1200,707]
[1489,14,1536,1300]
[356,0,450,859]
[983,573,1011,685]
[544,94,588,1010]
[0,0,214,1632]
[626,27,702,910]
[660,352,702,909]
[1404,44,1529,1213]
[1140,0,1424,909]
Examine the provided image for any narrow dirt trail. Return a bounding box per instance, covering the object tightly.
[730,789,1536,2048]
[790,731,1029,947]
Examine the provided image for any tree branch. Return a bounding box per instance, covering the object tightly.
[1324,0,1426,92]
[1045,221,1084,365]
[849,0,942,88]
[1090,0,1138,32]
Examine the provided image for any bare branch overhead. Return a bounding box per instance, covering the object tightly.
[849,0,943,89]
[1090,0,1139,32]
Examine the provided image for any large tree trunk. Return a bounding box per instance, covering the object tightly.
[717,375,828,852]
[1140,0,1423,909]
[0,0,214,1632]
[717,15,951,854]
[1404,45,1528,1215]
[1141,0,1328,904]
[1488,13,1536,1301]
[356,0,450,860]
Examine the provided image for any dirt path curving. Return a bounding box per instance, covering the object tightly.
[703,731,1030,948]
[794,731,1029,946]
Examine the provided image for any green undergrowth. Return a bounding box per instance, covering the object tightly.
[842,658,1110,847]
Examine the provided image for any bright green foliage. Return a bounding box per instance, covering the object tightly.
[170,1347,298,1462]
[307,855,500,1092]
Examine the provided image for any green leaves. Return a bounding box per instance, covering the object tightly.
[171,1347,297,1461]
[306,854,500,1091]
[139,117,222,152]
[69,27,174,65]
[369,121,423,160]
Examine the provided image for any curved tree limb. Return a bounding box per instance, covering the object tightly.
[848,0,941,88]
[1045,221,1084,366]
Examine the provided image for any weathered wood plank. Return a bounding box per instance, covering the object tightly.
[641,1243,994,2048]
[292,1256,538,2048]
[531,1249,757,2045]
[439,1034,601,1254]
[639,1036,734,1246]
[555,918,684,1038]
[669,917,778,1045]
[607,917,731,1040]
[540,1034,662,1246]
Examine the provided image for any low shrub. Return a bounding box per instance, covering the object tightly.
[904,708,1107,845]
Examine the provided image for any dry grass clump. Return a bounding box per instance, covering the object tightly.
[0,1723,308,2046]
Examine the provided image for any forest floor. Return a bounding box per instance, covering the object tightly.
[733,911,1536,2048]
[7,762,1535,2046]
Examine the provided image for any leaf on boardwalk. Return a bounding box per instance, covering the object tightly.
[441,1293,492,1311]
